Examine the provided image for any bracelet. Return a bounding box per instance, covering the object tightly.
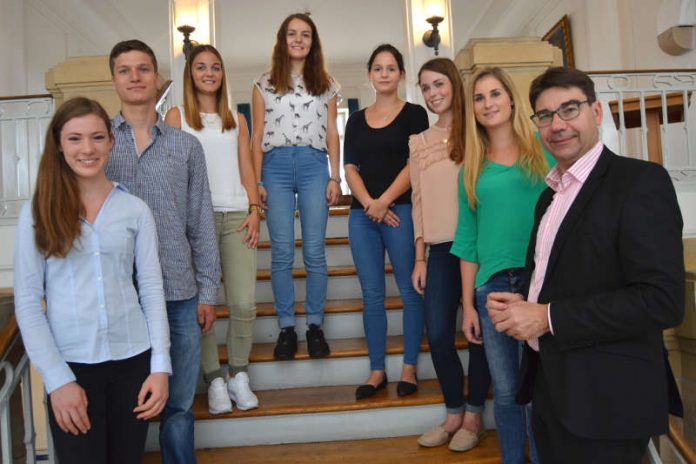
[329,176,341,184]
[248,204,263,215]
[256,181,264,187]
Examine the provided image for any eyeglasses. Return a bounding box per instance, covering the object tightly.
[530,100,591,128]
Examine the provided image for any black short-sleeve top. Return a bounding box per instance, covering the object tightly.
[343,102,429,209]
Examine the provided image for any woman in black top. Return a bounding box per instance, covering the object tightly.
[344,44,428,399]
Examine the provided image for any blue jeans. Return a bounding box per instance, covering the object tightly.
[425,242,490,414]
[348,205,424,370]
[476,269,537,464]
[159,297,200,464]
[262,146,329,328]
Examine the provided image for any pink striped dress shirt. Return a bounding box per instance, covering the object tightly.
[527,141,604,351]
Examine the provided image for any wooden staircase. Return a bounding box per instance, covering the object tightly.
[144,206,499,461]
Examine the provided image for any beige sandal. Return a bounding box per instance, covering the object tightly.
[448,428,487,452]
[417,425,451,447]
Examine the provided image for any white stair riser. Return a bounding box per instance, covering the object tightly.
[214,309,406,344]
[260,215,348,241]
[196,351,468,391]
[145,400,496,450]
[257,245,357,269]
[244,349,468,390]
[253,275,400,303]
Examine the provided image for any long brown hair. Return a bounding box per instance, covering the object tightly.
[183,44,236,131]
[463,67,547,208]
[418,58,466,164]
[269,13,331,96]
[32,97,112,258]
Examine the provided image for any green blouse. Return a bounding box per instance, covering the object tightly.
[450,150,555,288]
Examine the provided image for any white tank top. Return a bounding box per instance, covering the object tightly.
[178,106,249,212]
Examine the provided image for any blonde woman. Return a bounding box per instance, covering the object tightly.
[451,67,553,463]
[166,44,260,414]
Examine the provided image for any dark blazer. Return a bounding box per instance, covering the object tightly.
[517,146,684,440]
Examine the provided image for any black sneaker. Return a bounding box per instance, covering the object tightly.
[273,327,298,360]
[306,324,330,358]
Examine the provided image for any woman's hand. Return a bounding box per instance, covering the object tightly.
[258,186,268,209]
[381,209,400,227]
[364,197,390,222]
[326,179,341,206]
[462,305,483,345]
[411,260,427,295]
[50,382,90,435]
[134,372,169,420]
[239,211,260,249]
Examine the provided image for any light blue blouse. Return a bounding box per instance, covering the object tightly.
[13,184,171,393]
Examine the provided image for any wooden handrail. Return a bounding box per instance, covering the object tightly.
[589,68,696,75]
[0,315,18,361]
[669,417,696,464]
[0,93,52,102]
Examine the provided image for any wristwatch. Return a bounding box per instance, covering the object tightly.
[248,204,263,215]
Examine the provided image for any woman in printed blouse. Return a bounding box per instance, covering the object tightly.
[14,97,170,463]
[451,67,553,464]
[343,44,428,400]
[251,13,341,362]
[166,44,261,415]
[410,58,491,452]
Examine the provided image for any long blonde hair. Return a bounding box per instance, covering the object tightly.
[463,67,547,208]
[182,44,236,131]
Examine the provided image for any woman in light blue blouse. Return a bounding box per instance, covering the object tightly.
[13,97,171,463]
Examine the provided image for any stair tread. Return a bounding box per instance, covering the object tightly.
[144,432,501,463]
[257,237,349,249]
[190,377,482,420]
[220,333,468,364]
[256,264,391,280]
[215,296,403,318]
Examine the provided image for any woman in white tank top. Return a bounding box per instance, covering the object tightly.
[165,44,261,414]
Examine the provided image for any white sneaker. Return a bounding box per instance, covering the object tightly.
[227,372,259,410]
[207,377,233,415]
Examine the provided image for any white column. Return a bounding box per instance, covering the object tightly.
[0,0,27,96]
[168,0,215,105]
[402,0,453,110]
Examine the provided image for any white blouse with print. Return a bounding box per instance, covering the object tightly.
[254,72,340,152]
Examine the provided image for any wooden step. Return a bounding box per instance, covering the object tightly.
[215,296,403,318]
[220,333,469,364]
[260,205,350,221]
[144,432,501,463]
[257,237,349,249]
[256,264,392,281]
[189,377,485,421]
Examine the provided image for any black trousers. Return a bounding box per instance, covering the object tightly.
[531,363,649,464]
[48,350,151,464]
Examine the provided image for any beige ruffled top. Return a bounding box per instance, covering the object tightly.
[409,125,461,244]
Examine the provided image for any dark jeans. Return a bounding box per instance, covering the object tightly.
[48,350,151,464]
[425,242,490,414]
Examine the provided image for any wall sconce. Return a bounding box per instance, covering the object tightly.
[422,15,444,56]
[177,24,196,60]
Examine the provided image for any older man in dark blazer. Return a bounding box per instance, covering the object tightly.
[486,67,684,463]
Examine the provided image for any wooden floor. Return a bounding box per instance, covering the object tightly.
[144,432,502,463]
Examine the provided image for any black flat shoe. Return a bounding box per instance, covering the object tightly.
[355,375,388,400]
[396,379,418,397]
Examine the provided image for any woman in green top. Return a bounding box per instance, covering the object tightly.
[450,67,552,464]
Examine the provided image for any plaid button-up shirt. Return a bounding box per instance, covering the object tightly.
[106,113,220,305]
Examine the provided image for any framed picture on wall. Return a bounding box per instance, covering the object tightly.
[543,15,574,68]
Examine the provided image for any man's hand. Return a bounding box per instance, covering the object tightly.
[134,372,169,420]
[198,303,216,333]
[49,382,90,435]
[487,292,550,340]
